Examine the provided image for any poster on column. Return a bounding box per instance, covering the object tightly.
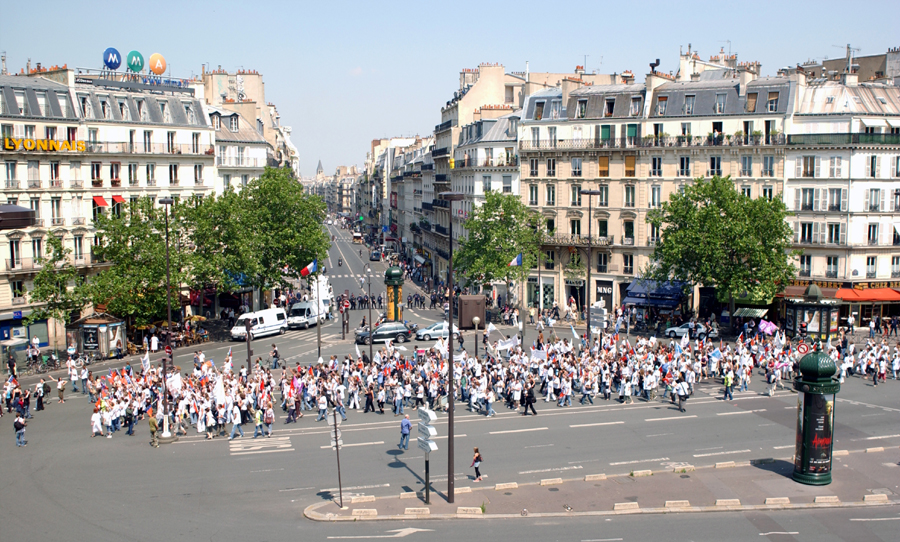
[806,394,834,474]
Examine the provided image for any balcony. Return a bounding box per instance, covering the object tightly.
[129,179,139,187]
[867,271,877,279]
[51,217,66,226]
[194,178,205,186]
[11,296,26,305]
[92,179,103,188]
[519,134,787,151]
[5,179,20,189]
[216,156,265,168]
[435,120,454,133]
[31,218,43,227]
[868,238,879,246]
[421,164,434,171]
[706,169,723,177]
[72,217,86,226]
[826,270,839,278]
[147,179,156,187]
[893,271,900,278]
[432,199,449,209]
[787,133,900,146]
[422,201,433,212]
[85,142,216,156]
[110,179,122,188]
[70,179,83,189]
[169,179,180,186]
[546,234,613,247]
[419,221,431,232]
[50,179,63,188]
[433,147,449,158]
[27,179,41,189]
[799,269,811,277]
[622,237,635,246]
[4,258,42,273]
[434,224,449,237]
[623,266,634,275]
[435,174,449,183]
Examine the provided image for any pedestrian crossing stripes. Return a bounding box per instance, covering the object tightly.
[229,436,294,456]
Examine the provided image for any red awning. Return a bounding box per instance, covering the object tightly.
[93,196,109,207]
[835,287,900,302]
[111,195,125,204]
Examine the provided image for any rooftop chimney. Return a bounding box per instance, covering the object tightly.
[842,72,858,87]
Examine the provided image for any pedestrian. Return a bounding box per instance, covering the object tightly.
[316,394,328,422]
[148,408,159,447]
[14,412,27,447]
[522,384,537,416]
[252,405,264,438]
[399,414,411,450]
[263,403,274,437]
[51,374,67,404]
[675,378,689,412]
[125,403,135,436]
[229,402,244,439]
[471,447,483,482]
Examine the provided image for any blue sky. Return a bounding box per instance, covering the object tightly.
[2,0,898,177]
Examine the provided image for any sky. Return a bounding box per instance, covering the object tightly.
[2,0,898,177]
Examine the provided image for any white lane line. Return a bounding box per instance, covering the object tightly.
[773,445,795,450]
[319,441,384,449]
[609,457,669,466]
[519,465,584,474]
[582,539,624,542]
[695,446,723,451]
[852,434,900,441]
[693,449,752,458]
[490,427,548,435]
[231,448,295,456]
[432,434,466,439]
[848,517,900,522]
[717,409,767,416]
[838,398,900,413]
[525,444,555,449]
[278,486,315,492]
[645,415,697,422]
[759,532,800,535]
[569,421,625,428]
[647,433,673,438]
[251,468,285,473]
[320,483,390,492]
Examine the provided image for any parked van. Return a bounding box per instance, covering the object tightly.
[230,308,288,340]
[287,301,326,329]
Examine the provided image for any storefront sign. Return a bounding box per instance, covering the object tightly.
[790,279,846,290]
[3,138,86,152]
[596,280,614,309]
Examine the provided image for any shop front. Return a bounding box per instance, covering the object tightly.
[65,313,126,359]
[595,280,614,310]
[0,309,49,347]
[782,284,841,342]
[782,279,900,330]
[527,275,555,311]
[621,279,687,321]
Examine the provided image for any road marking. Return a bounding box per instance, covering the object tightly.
[646,433,673,438]
[569,421,624,428]
[693,449,752,458]
[278,486,315,492]
[695,446,723,451]
[489,427,548,435]
[849,517,900,522]
[229,436,293,456]
[609,457,669,466]
[852,434,900,441]
[645,415,697,422]
[773,445,795,450]
[251,468,285,473]
[525,444,555,449]
[327,527,434,539]
[759,532,799,535]
[837,398,900,413]
[320,483,390,492]
[432,434,466,439]
[582,539,623,542]
[519,465,584,474]
[717,409,767,416]
[320,440,384,449]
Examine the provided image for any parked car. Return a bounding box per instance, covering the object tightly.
[355,321,414,344]
[664,322,719,340]
[416,321,459,341]
[230,308,288,340]
[369,251,382,261]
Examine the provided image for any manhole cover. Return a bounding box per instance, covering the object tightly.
[548,488,560,492]
[680,475,690,479]
[868,488,895,495]
[504,492,512,495]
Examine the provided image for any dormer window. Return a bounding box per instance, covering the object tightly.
[604,98,615,117]
[212,114,220,130]
[230,116,239,131]
[184,104,195,124]
[657,96,667,116]
[715,93,726,114]
[549,100,560,119]
[159,101,170,122]
[575,100,587,119]
[629,97,642,116]
[118,99,130,120]
[534,101,545,121]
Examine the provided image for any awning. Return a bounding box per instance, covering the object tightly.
[860,118,888,128]
[93,196,109,207]
[779,285,838,298]
[111,195,125,204]
[622,296,648,306]
[414,255,427,265]
[733,307,768,318]
[894,223,900,237]
[648,298,680,308]
[0,204,36,230]
[888,119,900,129]
[835,287,900,302]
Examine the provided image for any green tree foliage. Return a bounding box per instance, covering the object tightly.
[645,175,796,316]
[25,235,89,329]
[454,191,546,289]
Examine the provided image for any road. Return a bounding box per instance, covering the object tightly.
[2,225,899,541]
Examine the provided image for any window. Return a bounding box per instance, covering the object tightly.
[229,116,239,131]
[657,96,667,115]
[529,158,538,177]
[679,156,691,177]
[867,188,882,212]
[73,236,84,261]
[529,185,539,205]
[799,255,812,277]
[572,126,583,142]
[708,156,722,176]
[546,158,556,177]
[649,223,660,243]
[546,219,555,234]
[91,162,101,184]
[45,126,56,141]
[597,156,609,177]
[596,253,608,273]
[109,162,120,183]
[798,156,819,178]
[741,156,752,176]
[146,163,156,184]
[159,100,170,122]
[828,223,843,244]
[801,188,815,211]
[683,95,695,115]
[625,155,636,177]
[547,127,557,146]
[545,250,555,269]
[212,115,221,130]
[571,158,582,177]
[576,100,587,119]
[570,219,581,236]
[484,147,493,167]
[629,97,642,116]
[31,238,43,263]
[827,256,840,277]
[763,155,775,177]
[767,92,779,112]
[192,133,200,154]
[534,102,545,121]
[827,156,843,178]
[596,219,608,238]
[714,93,726,114]
[502,175,512,193]
[545,185,555,206]
[596,185,608,207]
[624,185,635,207]
[142,131,152,153]
[549,101,560,120]
[893,256,900,277]
[763,186,774,201]
[623,254,634,274]
[13,90,29,115]
[741,186,751,198]
[128,163,139,186]
[29,197,40,221]
[194,164,204,184]
[482,175,491,193]
[867,256,877,278]
[650,185,661,208]
[746,92,758,113]
[799,222,814,243]
[49,161,59,185]
[866,155,879,178]
[893,156,900,178]
[167,132,176,153]
[570,185,582,206]
[604,99,615,117]
[648,157,661,177]
[868,223,879,245]
[505,86,515,104]
[828,188,843,211]
[681,122,691,137]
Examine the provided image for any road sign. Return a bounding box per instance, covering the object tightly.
[418,408,437,423]
[797,343,810,355]
[417,436,438,453]
[330,439,343,446]
[418,422,437,438]
[165,345,172,355]
[327,416,342,427]
[12,311,21,319]
[331,428,342,439]
[343,299,351,309]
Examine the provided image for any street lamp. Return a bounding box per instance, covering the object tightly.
[158,197,175,441]
[438,190,465,504]
[366,265,374,364]
[579,189,602,348]
[472,316,480,359]
[518,320,524,350]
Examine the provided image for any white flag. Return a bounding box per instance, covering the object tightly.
[141,352,150,373]
[355,344,362,359]
[548,318,557,327]
[486,322,499,335]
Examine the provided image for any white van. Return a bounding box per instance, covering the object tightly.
[230,308,288,341]
[287,301,326,329]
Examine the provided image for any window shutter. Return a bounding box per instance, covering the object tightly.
[881,189,886,212]
[814,188,820,211]
[820,189,827,211]
[815,156,821,178]
[795,159,802,178]
[839,224,846,245]
[794,188,801,211]
[836,157,842,177]
[876,156,882,177]
[866,156,872,177]
[892,157,898,178]
[819,222,827,244]
[793,221,799,243]
[829,157,836,178]
[865,189,870,211]
[813,222,819,244]
[841,188,848,212]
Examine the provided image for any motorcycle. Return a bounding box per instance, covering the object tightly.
[338,258,342,267]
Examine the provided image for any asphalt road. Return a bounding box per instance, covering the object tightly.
[3,225,899,541]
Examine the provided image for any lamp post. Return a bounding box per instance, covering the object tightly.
[438,191,465,504]
[579,189,602,347]
[519,320,524,350]
[158,197,175,440]
[366,265,374,364]
[472,316,480,359]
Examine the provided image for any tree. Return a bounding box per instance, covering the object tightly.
[454,191,546,292]
[645,175,796,324]
[25,235,89,346]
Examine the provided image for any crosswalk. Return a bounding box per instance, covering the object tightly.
[229,435,294,456]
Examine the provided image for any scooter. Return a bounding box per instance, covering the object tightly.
[338,258,343,267]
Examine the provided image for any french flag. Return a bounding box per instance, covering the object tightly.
[300,259,318,277]
[508,253,522,267]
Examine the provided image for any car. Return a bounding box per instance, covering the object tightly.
[664,322,719,340]
[230,308,288,340]
[355,321,414,344]
[369,251,381,261]
[416,321,459,341]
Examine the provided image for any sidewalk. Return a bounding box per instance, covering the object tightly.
[304,444,899,521]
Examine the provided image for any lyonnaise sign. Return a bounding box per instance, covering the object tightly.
[104,48,165,75]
